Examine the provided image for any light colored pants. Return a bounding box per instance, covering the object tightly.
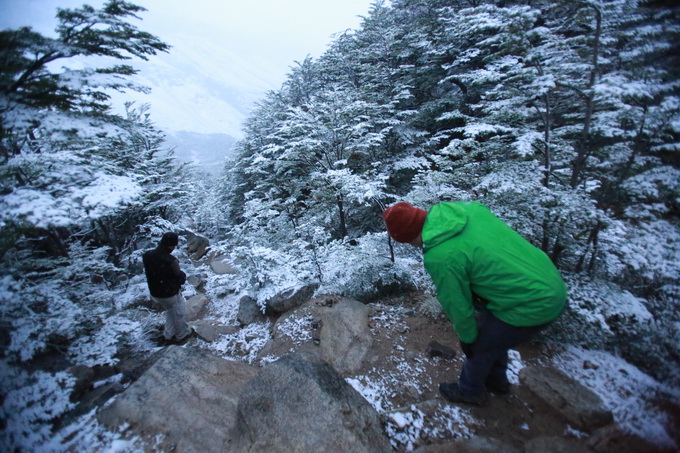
[153,293,191,340]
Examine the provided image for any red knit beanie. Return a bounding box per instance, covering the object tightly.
[382,202,428,243]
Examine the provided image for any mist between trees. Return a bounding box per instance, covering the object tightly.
[1,0,678,450]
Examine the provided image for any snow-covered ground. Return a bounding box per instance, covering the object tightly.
[552,346,680,449]
[4,261,678,452]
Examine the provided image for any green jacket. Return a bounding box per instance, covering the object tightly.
[423,202,566,343]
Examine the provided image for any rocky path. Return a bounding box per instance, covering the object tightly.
[58,237,679,452]
[86,287,677,452]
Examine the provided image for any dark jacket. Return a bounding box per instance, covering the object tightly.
[142,246,186,298]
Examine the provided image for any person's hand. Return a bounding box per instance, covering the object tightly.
[460,341,474,359]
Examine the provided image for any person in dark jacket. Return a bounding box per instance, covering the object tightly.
[383,201,567,405]
[142,232,193,343]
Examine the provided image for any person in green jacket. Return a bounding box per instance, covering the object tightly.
[383,201,567,405]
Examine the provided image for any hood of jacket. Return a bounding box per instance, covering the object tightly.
[422,202,469,250]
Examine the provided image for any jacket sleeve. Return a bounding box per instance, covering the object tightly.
[425,256,478,343]
[170,258,186,285]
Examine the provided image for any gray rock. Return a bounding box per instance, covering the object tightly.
[183,232,210,260]
[186,274,205,290]
[237,295,267,326]
[210,257,239,275]
[413,436,520,453]
[68,365,94,402]
[426,340,457,360]
[191,319,239,342]
[98,346,258,453]
[519,365,613,432]
[319,297,373,374]
[264,283,319,315]
[256,295,374,375]
[525,436,594,453]
[185,294,209,321]
[236,352,392,453]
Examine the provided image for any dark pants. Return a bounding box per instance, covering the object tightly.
[458,310,550,397]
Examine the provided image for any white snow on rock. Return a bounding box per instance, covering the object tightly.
[553,346,679,450]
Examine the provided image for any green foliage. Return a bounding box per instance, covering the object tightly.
[1,0,168,121]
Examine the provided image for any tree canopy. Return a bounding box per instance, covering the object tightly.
[220,0,680,389]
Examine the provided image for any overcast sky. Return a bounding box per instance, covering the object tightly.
[1,0,374,67]
[0,0,377,136]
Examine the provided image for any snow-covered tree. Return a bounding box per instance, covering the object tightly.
[218,0,679,385]
[0,5,185,449]
[1,0,170,245]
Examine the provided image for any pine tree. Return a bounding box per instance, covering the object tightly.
[1,0,170,248]
[1,0,168,136]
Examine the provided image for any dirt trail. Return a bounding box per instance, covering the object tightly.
[169,286,676,452]
[354,291,676,452]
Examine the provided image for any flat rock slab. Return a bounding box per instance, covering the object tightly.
[236,352,392,453]
[413,436,521,453]
[191,319,239,342]
[256,296,374,375]
[210,257,239,275]
[185,294,209,321]
[525,436,594,453]
[98,346,258,453]
[519,365,613,432]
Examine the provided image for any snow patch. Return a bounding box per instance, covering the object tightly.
[553,346,680,449]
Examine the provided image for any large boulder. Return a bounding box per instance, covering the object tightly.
[237,295,267,326]
[264,283,319,315]
[210,256,239,275]
[185,294,209,321]
[519,365,613,432]
[183,232,210,260]
[319,297,373,374]
[235,352,392,453]
[413,436,520,453]
[98,346,258,453]
[256,295,374,375]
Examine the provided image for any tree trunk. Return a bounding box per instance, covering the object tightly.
[587,222,602,274]
[570,4,602,189]
[336,194,347,238]
[576,221,603,274]
[541,215,551,253]
[541,93,552,188]
[45,227,69,258]
[387,235,395,263]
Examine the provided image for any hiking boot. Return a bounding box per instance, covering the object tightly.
[485,376,511,394]
[439,383,485,406]
[173,328,196,345]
